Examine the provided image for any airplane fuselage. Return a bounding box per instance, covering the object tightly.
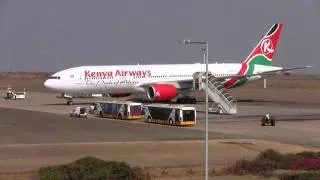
[44,63,281,94]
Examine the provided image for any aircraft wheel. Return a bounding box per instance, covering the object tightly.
[261,117,266,126]
[99,112,104,118]
[271,118,275,126]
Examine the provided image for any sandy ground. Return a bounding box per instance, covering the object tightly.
[1,139,317,172]
[0,140,318,180]
[0,74,320,179]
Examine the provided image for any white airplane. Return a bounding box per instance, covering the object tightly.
[44,23,311,105]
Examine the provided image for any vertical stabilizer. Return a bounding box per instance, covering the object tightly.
[242,23,283,66]
[224,23,283,88]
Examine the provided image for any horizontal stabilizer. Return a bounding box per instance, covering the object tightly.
[215,65,312,80]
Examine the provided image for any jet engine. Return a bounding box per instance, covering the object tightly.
[147,84,177,102]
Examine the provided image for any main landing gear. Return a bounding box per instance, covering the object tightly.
[67,98,73,105]
[176,97,197,104]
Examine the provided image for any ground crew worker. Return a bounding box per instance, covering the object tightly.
[265,113,270,121]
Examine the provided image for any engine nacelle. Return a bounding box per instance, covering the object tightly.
[147,84,177,102]
[108,93,131,98]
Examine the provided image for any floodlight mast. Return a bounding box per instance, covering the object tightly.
[179,39,209,180]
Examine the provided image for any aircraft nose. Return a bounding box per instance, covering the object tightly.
[44,79,53,89]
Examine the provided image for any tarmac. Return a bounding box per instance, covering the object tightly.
[0,77,320,173]
[1,91,319,146]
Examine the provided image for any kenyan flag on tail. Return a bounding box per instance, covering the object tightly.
[224,23,283,88]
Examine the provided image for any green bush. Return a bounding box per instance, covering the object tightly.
[38,156,150,180]
[256,149,320,169]
[223,159,275,175]
[256,149,299,168]
[296,151,320,159]
[257,149,284,161]
[221,149,320,176]
[279,172,320,180]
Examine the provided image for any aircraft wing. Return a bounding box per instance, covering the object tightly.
[136,79,193,88]
[214,65,312,80]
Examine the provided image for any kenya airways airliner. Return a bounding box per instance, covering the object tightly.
[44,23,311,105]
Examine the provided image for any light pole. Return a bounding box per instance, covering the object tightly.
[201,48,206,64]
[7,47,11,76]
[179,39,209,180]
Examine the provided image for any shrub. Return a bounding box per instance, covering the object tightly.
[223,149,320,176]
[287,157,320,170]
[296,151,320,159]
[223,159,274,175]
[38,166,66,180]
[279,172,320,180]
[256,149,284,162]
[255,149,298,169]
[38,156,150,180]
[131,166,151,180]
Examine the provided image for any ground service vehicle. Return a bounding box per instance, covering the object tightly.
[70,106,87,118]
[92,100,142,120]
[5,88,26,100]
[261,113,275,126]
[142,104,196,126]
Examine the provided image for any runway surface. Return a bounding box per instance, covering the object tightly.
[193,100,320,146]
[1,91,319,146]
[0,107,231,144]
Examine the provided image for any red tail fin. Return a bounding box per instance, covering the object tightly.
[242,23,283,66]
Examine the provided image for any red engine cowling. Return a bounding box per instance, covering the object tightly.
[108,93,131,98]
[147,84,177,102]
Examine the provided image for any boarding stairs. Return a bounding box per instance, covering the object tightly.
[192,72,237,114]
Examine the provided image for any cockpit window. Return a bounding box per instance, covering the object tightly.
[49,76,60,79]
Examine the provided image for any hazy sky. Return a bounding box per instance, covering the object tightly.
[0,0,319,74]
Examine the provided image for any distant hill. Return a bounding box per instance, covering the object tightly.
[0,72,53,79]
